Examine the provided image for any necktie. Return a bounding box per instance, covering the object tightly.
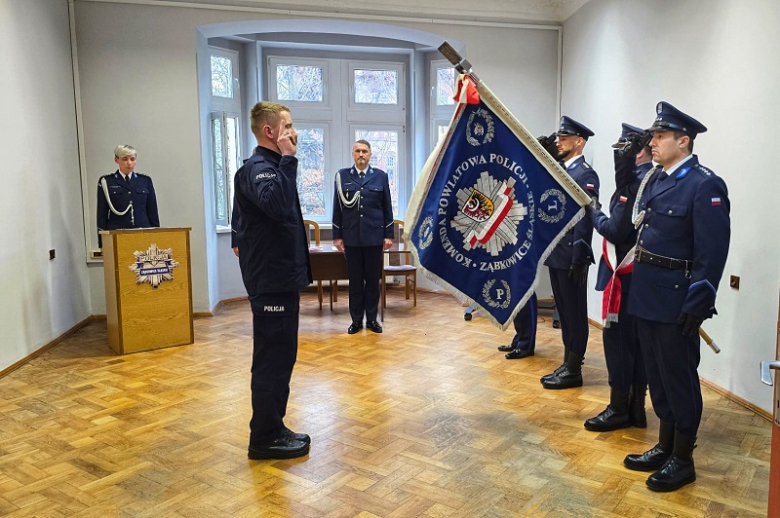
[125,175,131,184]
[358,170,365,179]
[657,170,668,181]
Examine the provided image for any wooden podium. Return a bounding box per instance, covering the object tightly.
[100,227,194,354]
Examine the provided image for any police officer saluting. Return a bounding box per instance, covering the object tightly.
[233,101,312,460]
[541,116,600,389]
[97,145,159,247]
[584,123,653,432]
[623,102,730,491]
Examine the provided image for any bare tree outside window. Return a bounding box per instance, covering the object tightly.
[277,65,323,102]
[354,69,398,104]
[437,67,456,106]
[211,56,233,98]
[296,128,326,216]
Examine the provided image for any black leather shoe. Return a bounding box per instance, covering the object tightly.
[505,349,534,359]
[497,344,516,352]
[584,406,631,432]
[540,363,567,383]
[624,444,672,471]
[552,319,561,329]
[248,437,309,460]
[283,428,311,445]
[366,320,383,333]
[541,366,583,389]
[347,322,363,334]
[646,456,696,492]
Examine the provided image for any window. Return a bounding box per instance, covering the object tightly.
[267,55,407,223]
[209,47,241,227]
[430,59,457,151]
[296,125,328,216]
[211,113,241,227]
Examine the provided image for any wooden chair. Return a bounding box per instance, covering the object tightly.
[381,219,417,321]
[303,220,336,310]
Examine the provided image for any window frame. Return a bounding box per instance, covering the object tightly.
[268,56,332,112]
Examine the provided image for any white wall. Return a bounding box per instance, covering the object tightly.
[72,2,562,307]
[0,0,91,369]
[562,0,780,411]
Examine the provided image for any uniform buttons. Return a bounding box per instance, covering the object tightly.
[360,215,364,218]
[647,208,652,212]
[668,210,673,214]
[360,205,363,209]
[675,285,679,289]
[644,224,649,228]
[639,240,644,245]
[567,242,571,245]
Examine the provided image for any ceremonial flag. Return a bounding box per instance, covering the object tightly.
[405,74,589,330]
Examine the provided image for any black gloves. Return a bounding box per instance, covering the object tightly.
[613,131,651,158]
[584,196,601,214]
[677,312,704,337]
[537,133,560,160]
[569,263,588,286]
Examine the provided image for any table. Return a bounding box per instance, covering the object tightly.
[309,244,347,310]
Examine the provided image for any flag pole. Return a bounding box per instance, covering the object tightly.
[437,42,592,207]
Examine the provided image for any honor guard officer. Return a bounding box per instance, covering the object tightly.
[584,123,653,432]
[332,140,394,335]
[233,101,312,460]
[498,293,537,359]
[623,102,730,492]
[96,145,159,247]
[541,116,600,389]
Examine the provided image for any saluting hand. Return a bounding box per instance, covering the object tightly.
[277,119,298,156]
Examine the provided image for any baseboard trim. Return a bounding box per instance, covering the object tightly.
[0,316,95,379]
[699,378,773,422]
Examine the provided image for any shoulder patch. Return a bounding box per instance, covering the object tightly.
[254,171,277,182]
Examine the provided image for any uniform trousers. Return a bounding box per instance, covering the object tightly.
[249,291,299,444]
[603,274,646,390]
[345,245,383,323]
[511,293,537,351]
[636,317,702,436]
[549,267,589,357]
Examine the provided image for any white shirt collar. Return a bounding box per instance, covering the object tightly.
[564,154,583,169]
[664,154,694,176]
[355,166,368,174]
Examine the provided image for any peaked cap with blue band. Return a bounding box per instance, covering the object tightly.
[647,101,707,139]
[620,122,645,140]
[557,116,595,140]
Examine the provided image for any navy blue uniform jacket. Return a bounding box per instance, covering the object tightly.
[545,156,600,269]
[627,155,730,322]
[232,146,312,296]
[97,171,159,245]
[592,157,652,291]
[332,166,394,247]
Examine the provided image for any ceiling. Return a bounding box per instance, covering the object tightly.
[149,0,592,24]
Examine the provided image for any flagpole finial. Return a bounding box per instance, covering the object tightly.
[438,41,479,81]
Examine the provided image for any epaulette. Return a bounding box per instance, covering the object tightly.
[137,172,150,178]
[694,163,714,177]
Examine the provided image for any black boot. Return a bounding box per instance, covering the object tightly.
[646,430,696,492]
[624,420,674,471]
[584,387,631,431]
[629,384,648,428]
[541,349,570,383]
[541,351,583,389]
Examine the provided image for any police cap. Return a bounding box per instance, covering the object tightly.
[557,116,595,140]
[647,101,707,138]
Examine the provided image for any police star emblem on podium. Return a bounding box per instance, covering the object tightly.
[129,243,179,288]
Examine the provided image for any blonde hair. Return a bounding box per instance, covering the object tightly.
[250,101,291,135]
[114,144,137,158]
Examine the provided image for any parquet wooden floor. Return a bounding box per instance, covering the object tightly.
[0,289,770,517]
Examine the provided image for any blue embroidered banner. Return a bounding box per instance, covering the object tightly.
[406,76,585,329]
